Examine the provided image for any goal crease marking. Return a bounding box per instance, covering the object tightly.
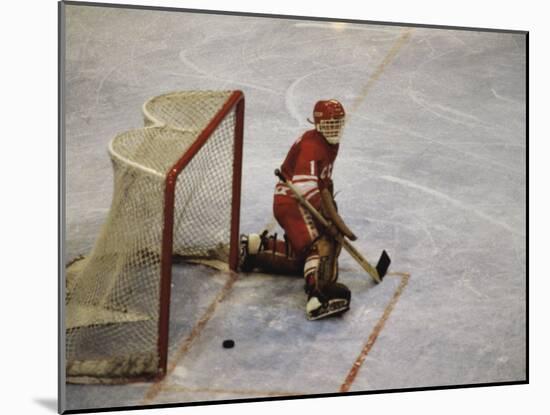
[339,272,410,393]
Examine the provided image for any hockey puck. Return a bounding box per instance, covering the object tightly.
[222,339,235,349]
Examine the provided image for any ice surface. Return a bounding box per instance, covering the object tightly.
[62,4,526,411]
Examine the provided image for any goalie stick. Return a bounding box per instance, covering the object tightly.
[275,169,390,283]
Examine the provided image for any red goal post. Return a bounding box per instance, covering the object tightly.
[155,90,245,379]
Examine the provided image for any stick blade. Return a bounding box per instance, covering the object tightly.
[376,250,391,280]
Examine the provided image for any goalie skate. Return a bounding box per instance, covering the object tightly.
[239,232,263,272]
[306,282,351,321]
[239,231,303,275]
[306,297,350,321]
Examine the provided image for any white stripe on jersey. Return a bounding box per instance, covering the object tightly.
[292,179,318,196]
[292,174,318,182]
[304,188,320,202]
[274,182,320,202]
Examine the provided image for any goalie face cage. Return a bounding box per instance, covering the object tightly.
[65,91,244,384]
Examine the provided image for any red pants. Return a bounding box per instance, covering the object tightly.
[273,196,320,258]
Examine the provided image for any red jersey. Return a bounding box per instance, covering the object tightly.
[275,129,339,209]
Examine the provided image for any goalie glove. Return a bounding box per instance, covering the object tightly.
[320,188,357,241]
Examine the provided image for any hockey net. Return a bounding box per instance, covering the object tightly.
[65,91,244,384]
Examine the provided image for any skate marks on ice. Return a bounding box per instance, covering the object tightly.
[285,63,357,127]
[340,272,410,392]
[285,27,412,127]
[177,49,282,96]
[379,175,524,237]
[349,28,412,115]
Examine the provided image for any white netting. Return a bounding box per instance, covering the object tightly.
[66,91,241,383]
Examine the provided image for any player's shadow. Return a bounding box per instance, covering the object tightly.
[35,398,57,412]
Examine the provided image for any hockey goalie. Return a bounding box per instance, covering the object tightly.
[240,99,358,321]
